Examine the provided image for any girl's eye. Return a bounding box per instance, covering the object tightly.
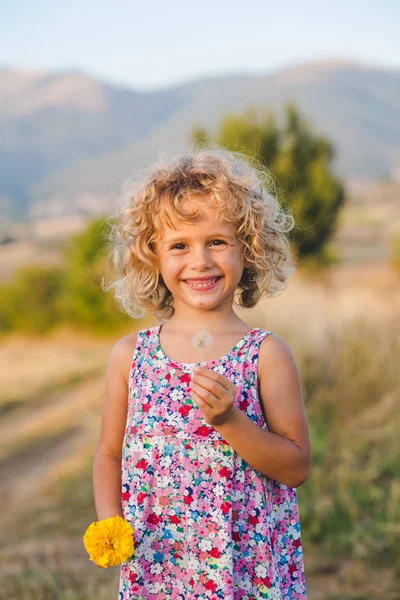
[171,240,226,250]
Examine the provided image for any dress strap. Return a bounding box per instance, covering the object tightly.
[128,327,153,383]
[248,328,274,364]
[237,328,274,430]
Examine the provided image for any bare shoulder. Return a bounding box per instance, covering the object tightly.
[258,332,298,379]
[109,331,139,386]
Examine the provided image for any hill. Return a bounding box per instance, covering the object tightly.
[1,59,400,222]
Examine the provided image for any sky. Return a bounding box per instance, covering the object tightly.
[1,0,399,90]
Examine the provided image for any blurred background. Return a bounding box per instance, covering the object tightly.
[0,1,399,598]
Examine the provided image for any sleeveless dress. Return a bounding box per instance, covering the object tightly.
[118,325,307,599]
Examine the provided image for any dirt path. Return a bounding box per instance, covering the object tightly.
[0,376,103,456]
[0,376,104,521]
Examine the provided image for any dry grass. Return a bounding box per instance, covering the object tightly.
[241,263,400,353]
[0,328,112,409]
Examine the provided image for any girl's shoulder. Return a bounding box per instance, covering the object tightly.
[258,331,290,357]
[110,332,139,386]
[258,332,297,380]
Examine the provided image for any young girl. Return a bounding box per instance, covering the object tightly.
[93,146,312,599]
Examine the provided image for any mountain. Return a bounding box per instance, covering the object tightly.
[1,59,399,222]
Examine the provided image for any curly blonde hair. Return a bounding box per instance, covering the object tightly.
[104,145,296,322]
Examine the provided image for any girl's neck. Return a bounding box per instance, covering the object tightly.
[157,321,254,365]
[161,315,250,336]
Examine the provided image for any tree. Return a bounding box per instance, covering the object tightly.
[0,217,133,336]
[192,102,345,259]
[0,265,65,334]
[60,216,123,331]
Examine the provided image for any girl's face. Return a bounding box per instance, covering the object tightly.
[154,201,245,316]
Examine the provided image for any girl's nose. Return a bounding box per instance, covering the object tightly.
[189,247,212,270]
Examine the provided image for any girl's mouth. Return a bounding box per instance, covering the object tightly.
[183,276,223,291]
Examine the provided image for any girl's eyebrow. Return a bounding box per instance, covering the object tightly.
[163,233,236,246]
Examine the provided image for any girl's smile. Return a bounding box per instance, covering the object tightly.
[183,276,224,291]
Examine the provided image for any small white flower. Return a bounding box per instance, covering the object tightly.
[192,330,212,350]
[191,330,213,361]
[255,522,265,534]
[210,509,222,524]
[255,564,267,577]
[242,575,252,591]
[232,489,244,502]
[270,588,282,600]
[165,413,178,426]
[171,388,184,401]
[280,562,289,576]
[295,581,305,593]
[219,529,229,543]
[213,483,225,497]
[150,563,163,575]
[160,456,172,469]
[247,404,255,417]
[199,538,213,551]
[235,470,245,483]
[276,505,287,520]
[144,545,154,561]
[254,491,263,504]
[188,555,200,570]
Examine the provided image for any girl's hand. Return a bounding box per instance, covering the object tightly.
[190,366,238,427]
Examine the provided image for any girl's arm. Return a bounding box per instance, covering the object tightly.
[93,333,137,520]
[214,334,312,488]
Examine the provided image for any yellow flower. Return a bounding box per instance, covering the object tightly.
[83,515,134,568]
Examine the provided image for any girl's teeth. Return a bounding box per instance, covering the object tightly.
[187,278,218,287]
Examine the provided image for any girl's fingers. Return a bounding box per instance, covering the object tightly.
[190,385,213,408]
[191,376,224,398]
[191,379,218,401]
[193,368,232,392]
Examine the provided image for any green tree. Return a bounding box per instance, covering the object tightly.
[0,216,134,336]
[0,265,65,334]
[60,216,124,332]
[193,102,345,259]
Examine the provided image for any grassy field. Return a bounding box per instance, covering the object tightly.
[0,262,399,599]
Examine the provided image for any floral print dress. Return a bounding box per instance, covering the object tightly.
[118,325,307,599]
